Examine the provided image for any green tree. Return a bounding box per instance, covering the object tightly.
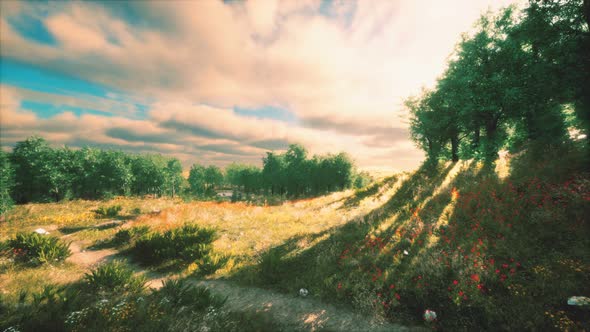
[0,150,15,214]
[10,136,53,203]
[188,164,206,196]
[204,165,223,194]
[164,158,183,197]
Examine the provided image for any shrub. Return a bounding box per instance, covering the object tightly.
[131,224,218,266]
[8,233,71,265]
[112,225,150,247]
[197,253,230,276]
[93,205,122,218]
[84,261,145,294]
[157,279,226,310]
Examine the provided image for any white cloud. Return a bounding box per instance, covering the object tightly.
[0,0,518,170]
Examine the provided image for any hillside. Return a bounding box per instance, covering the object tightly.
[1,146,589,331]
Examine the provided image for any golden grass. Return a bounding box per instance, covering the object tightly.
[0,179,401,298]
[0,261,86,300]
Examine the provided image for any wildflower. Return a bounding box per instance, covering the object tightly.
[395,293,400,300]
[453,280,458,285]
[470,274,480,282]
[337,283,342,290]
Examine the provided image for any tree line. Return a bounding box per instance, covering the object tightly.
[406,0,590,165]
[0,136,369,213]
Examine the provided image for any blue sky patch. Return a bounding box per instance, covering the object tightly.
[1,59,110,97]
[234,105,298,124]
[7,13,57,46]
[21,100,114,119]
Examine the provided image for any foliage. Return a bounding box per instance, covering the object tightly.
[8,232,71,265]
[112,225,151,247]
[0,150,15,215]
[84,260,146,294]
[93,204,122,218]
[130,224,218,266]
[406,1,589,165]
[0,276,271,332]
[196,253,230,276]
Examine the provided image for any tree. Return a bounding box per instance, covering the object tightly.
[130,154,167,197]
[262,152,286,196]
[164,158,183,197]
[188,164,206,196]
[0,151,15,214]
[204,165,223,194]
[10,136,53,203]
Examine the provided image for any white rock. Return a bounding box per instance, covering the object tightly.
[34,228,49,235]
[299,288,309,297]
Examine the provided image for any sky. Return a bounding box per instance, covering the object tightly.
[0,0,517,171]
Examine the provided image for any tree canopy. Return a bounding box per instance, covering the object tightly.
[407,1,589,166]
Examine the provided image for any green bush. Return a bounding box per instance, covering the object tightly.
[112,225,150,247]
[157,279,226,309]
[93,205,122,218]
[84,261,145,294]
[131,224,218,266]
[8,233,71,265]
[197,253,230,276]
[1,278,267,332]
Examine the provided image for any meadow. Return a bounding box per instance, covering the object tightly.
[1,146,589,331]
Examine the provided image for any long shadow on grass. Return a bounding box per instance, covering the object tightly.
[228,162,458,293]
[338,175,399,210]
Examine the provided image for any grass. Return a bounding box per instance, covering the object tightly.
[229,147,590,330]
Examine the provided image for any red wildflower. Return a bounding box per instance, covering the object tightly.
[470,274,480,282]
[453,280,458,285]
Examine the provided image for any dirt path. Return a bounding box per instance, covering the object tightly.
[61,232,416,331]
[66,241,117,267]
[192,279,414,332]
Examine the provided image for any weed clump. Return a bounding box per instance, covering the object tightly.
[1,276,266,332]
[93,205,122,218]
[130,224,221,270]
[7,232,71,265]
[84,260,145,294]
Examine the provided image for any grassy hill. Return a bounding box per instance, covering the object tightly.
[1,146,589,331]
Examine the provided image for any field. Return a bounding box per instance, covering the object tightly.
[1,148,589,331]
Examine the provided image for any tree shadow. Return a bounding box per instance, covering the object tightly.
[227,162,458,293]
[338,175,399,210]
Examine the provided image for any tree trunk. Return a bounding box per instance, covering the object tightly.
[473,127,480,150]
[451,134,459,162]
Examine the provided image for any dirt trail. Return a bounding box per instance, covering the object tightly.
[193,279,413,332]
[66,241,117,267]
[61,231,416,331]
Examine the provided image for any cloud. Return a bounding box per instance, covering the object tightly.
[0,0,519,170]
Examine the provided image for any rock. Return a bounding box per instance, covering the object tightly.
[34,228,50,235]
[299,288,309,297]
